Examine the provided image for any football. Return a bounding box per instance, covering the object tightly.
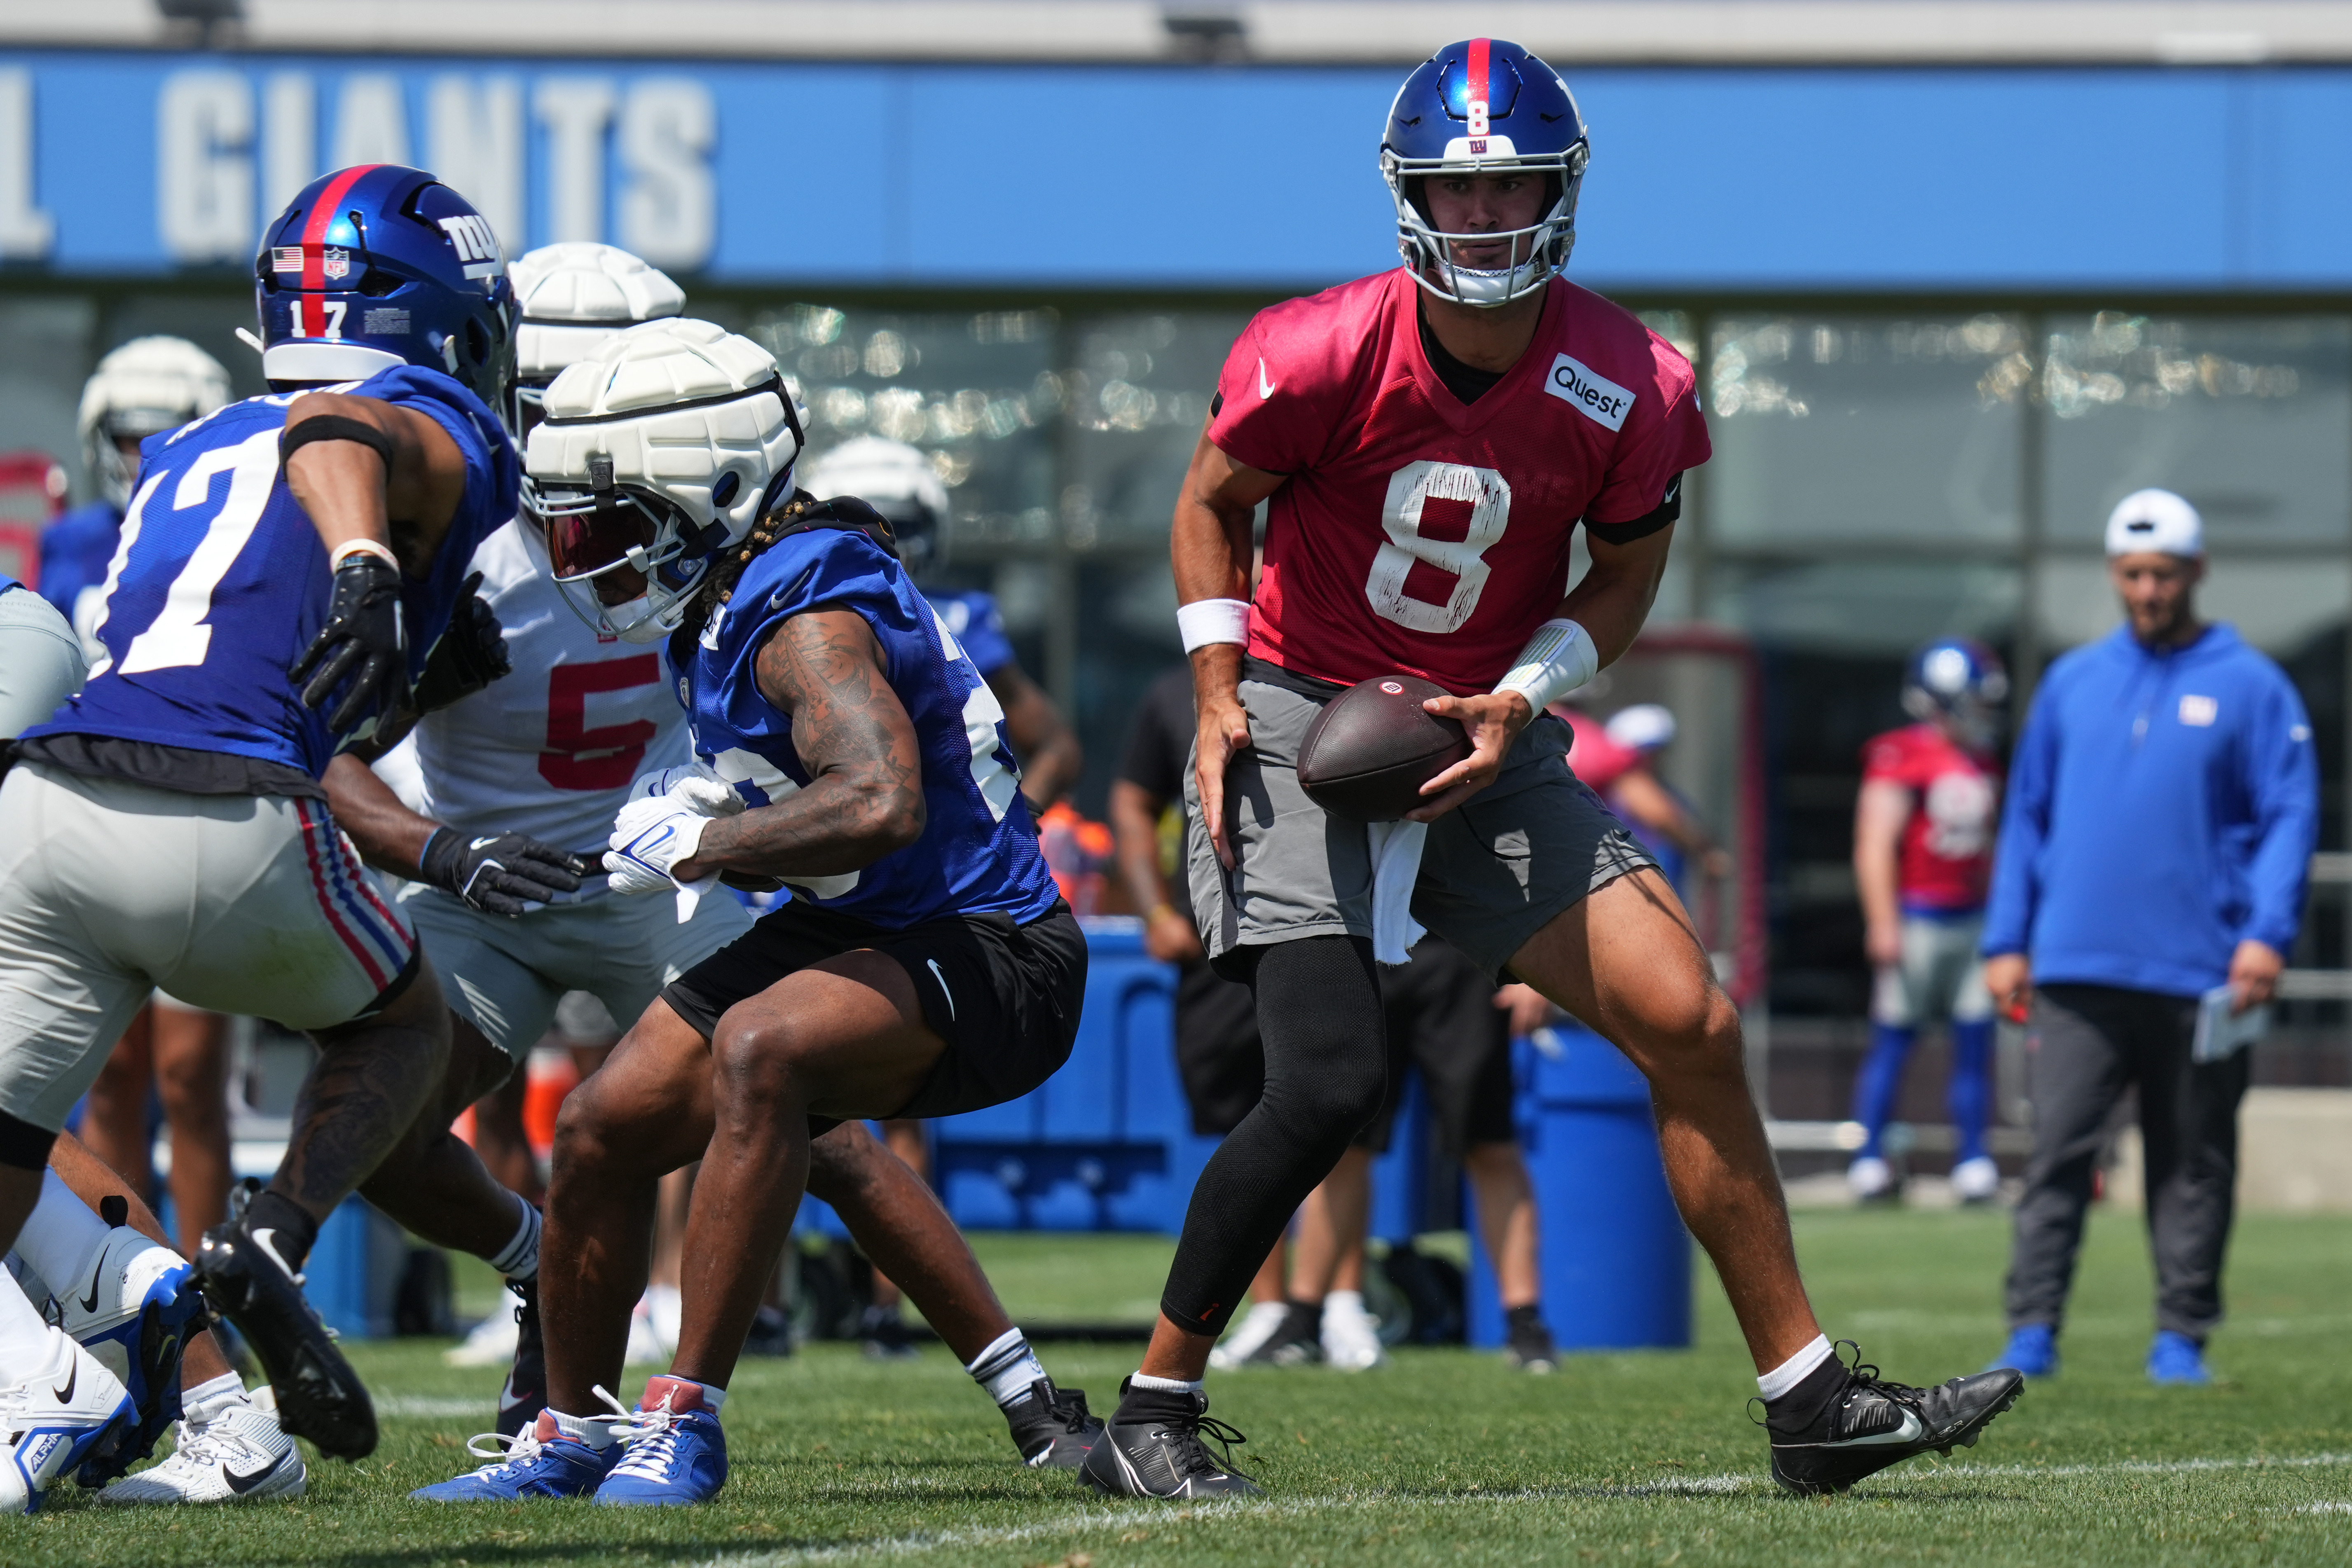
[1296,674,1472,821]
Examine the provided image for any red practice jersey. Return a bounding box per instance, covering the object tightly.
[1557,706,1640,793]
[1861,723,2001,912]
[1209,269,1711,695]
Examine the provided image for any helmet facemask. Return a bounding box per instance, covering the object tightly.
[539,456,756,645]
[1385,148,1587,309]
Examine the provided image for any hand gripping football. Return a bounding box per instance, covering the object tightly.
[1296,674,1471,821]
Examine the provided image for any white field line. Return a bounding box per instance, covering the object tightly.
[378,1395,494,1419]
[693,1453,2352,1566]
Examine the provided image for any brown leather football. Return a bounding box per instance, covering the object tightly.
[1296,674,1470,821]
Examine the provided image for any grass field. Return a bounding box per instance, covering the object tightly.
[10,1206,2352,1566]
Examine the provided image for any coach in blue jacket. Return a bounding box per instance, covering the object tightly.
[1981,489,2317,1387]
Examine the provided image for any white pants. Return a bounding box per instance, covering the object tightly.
[0,764,413,1130]
[395,878,753,1060]
[1870,911,1993,1027]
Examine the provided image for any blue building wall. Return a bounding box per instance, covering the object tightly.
[3,54,2350,291]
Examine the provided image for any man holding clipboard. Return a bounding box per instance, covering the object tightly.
[1980,489,2318,1388]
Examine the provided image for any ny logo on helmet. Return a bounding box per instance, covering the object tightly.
[435,214,504,278]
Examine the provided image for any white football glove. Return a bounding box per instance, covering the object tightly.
[606,776,743,919]
[623,763,725,806]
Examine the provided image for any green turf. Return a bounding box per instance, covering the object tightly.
[12,1208,2352,1565]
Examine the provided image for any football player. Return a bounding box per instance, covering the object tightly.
[411,319,1090,1505]
[0,164,527,1464]
[1848,639,2007,1203]
[802,435,1083,1355]
[1112,39,2023,1498]
[325,243,1095,1469]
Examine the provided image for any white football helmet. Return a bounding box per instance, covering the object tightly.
[526,318,806,644]
[508,243,687,509]
[77,337,232,508]
[801,435,950,576]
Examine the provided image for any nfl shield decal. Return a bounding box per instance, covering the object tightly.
[322,246,351,282]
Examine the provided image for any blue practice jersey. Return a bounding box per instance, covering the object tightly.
[37,499,123,625]
[668,529,1059,930]
[930,588,1015,679]
[23,366,516,777]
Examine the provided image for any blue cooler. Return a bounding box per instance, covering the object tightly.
[1467,1020,1691,1351]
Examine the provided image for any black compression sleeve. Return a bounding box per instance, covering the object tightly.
[1158,934,1388,1336]
[280,414,397,474]
[1584,470,1684,547]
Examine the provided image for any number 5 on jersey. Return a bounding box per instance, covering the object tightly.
[1364,460,1511,634]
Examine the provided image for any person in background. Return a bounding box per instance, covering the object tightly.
[1982,490,2317,1387]
[803,435,1084,1357]
[1109,662,1294,1366]
[42,338,241,1266]
[1847,639,2008,1205]
[1598,702,1733,896]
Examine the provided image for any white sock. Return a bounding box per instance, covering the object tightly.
[1757,1334,1836,1400]
[0,1267,59,1365]
[645,1283,682,1349]
[487,1195,541,1282]
[12,1170,115,1292]
[183,1370,246,1420]
[1323,1289,1370,1322]
[550,1408,626,1449]
[964,1327,1048,1409]
[1129,1371,1203,1397]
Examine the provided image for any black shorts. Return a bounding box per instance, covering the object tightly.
[1173,958,1264,1136]
[1355,936,1517,1159]
[660,898,1086,1121]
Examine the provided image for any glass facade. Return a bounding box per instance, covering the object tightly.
[11,286,2347,1052]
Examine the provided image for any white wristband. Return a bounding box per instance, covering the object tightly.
[1176,597,1251,653]
[1493,618,1599,714]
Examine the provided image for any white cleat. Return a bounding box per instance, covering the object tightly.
[0,1327,137,1514]
[1847,1155,1896,1201]
[1208,1300,1290,1371]
[51,1228,201,1414]
[1950,1155,2003,1204]
[445,1285,525,1368]
[100,1383,306,1505]
[1320,1292,1389,1372]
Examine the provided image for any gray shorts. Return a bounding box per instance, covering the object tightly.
[1184,672,1657,982]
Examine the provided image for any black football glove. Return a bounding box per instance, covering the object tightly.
[419,828,592,916]
[291,551,409,733]
[412,571,512,714]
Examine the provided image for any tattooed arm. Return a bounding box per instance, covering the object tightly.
[672,606,926,880]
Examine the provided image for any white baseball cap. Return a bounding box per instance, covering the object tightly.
[1605,703,1677,752]
[2104,488,2203,558]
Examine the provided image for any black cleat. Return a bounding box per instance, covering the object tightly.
[494,1278,545,1440]
[190,1214,377,1461]
[1765,1343,2023,1495]
[1003,1377,1104,1468]
[1079,1378,1262,1498]
[1243,1302,1323,1368]
[1503,1317,1558,1375]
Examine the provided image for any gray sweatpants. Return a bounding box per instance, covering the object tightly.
[2004,983,2252,1341]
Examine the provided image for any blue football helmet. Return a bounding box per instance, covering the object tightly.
[1903,637,2009,745]
[1381,39,1591,308]
[254,164,518,425]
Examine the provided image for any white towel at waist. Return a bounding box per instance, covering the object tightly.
[1365,819,1428,966]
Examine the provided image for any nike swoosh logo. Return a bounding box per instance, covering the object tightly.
[1833,1408,1926,1446]
[223,1448,289,1495]
[1256,357,1276,399]
[78,1256,105,1315]
[250,1227,299,1281]
[52,1358,75,1404]
[470,836,501,851]
[927,959,955,1020]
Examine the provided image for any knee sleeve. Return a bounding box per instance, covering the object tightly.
[1159,936,1386,1336]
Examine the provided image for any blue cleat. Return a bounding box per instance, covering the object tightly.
[53,1224,204,1485]
[2147,1330,2213,1386]
[595,1376,728,1507]
[1987,1324,2059,1378]
[408,1411,621,1500]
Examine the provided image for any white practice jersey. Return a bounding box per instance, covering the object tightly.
[375,519,690,865]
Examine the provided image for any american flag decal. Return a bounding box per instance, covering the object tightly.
[272,246,304,273]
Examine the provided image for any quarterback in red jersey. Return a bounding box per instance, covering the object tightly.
[1848,639,2008,1205]
[1080,38,2022,1503]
